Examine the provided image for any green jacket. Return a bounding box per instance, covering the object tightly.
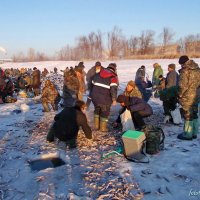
[152,66,163,86]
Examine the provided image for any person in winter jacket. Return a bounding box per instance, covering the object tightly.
[86,61,102,108]
[152,63,163,89]
[113,80,142,128]
[135,65,146,82]
[165,64,179,89]
[41,79,60,112]
[135,76,152,102]
[62,67,80,107]
[0,68,6,103]
[31,67,41,96]
[117,95,153,130]
[41,68,49,78]
[54,67,58,74]
[157,75,166,91]
[47,100,92,148]
[75,62,86,100]
[91,63,118,131]
[162,64,179,123]
[23,73,33,93]
[0,69,15,102]
[177,55,200,140]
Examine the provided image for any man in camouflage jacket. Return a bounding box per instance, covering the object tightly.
[41,80,60,112]
[177,55,200,140]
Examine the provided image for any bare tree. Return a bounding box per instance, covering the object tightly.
[12,51,26,62]
[107,26,125,58]
[184,34,200,54]
[159,27,175,54]
[88,31,103,59]
[128,36,139,55]
[177,38,185,54]
[36,52,47,61]
[27,48,36,61]
[138,30,155,55]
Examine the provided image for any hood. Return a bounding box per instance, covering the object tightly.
[183,60,199,70]
[99,68,116,79]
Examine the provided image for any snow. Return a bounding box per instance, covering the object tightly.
[0,59,200,200]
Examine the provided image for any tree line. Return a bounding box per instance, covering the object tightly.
[13,26,200,62]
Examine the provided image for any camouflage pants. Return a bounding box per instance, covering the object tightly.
[182,104,199,120]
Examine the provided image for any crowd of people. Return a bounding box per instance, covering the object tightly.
[0,55,200,147]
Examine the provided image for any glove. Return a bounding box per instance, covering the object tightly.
[152,85,157,89]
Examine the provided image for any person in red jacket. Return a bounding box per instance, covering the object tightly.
[91,63,118,131]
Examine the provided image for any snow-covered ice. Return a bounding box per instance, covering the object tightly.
[0,59,200,200]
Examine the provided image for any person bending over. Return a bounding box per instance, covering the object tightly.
[47,100,92,148]
[116,95,153,130]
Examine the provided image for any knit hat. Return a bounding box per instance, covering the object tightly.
[107,63,117,72]
[116,95,127,103]
[127,80,135,87]
[178,55,189,65]
[95,61,101,67]
[116,95,130,106]
[168,63,176,70]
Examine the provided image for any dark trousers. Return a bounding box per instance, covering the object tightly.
[131,111,145,130]
[94,103,111,118]
[163,97,177,116]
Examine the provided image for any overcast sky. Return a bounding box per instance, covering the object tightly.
[0,0,199,57]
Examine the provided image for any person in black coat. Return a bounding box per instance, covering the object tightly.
[117,95,153,130]
[135,65,145,82]
[47,100,92,148]
[86,61,102,108]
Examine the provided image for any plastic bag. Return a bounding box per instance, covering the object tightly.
[170,106,183,125]
[120,109,135,132]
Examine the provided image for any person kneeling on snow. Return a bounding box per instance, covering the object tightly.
[116,95,153,130]
[47,100,92,148]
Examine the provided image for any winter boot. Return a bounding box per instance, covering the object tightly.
[66,139,77,149]
[94,114,100,130]
[177,120,193,140]
[100,117,108,132]
[42,102,50,112]
[193,118,199,139]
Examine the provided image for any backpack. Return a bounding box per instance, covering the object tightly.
[142,125,165,155]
